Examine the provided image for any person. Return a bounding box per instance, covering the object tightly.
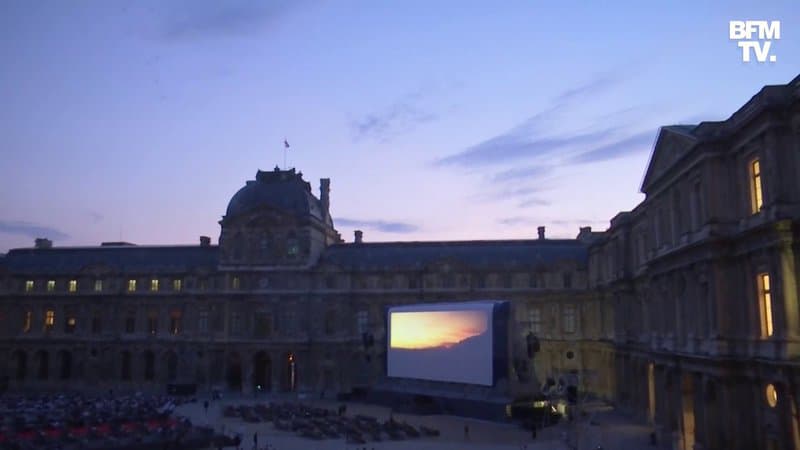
[204,400,209,415]
[253,431,258,450]
[531,423,537,439]
[464,423,469,440]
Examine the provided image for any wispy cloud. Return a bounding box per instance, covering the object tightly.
[497,216,540,226]
[0,220,69,240]
[162,0,305,41]
[569,131,655,164]
[351,91,438,143]
[335,218,419,234]
[554,74,620,103]
[517,197,551,208]
[490,165,552,183]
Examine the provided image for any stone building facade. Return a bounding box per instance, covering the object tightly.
[591,74,800,449]
[0,168,608,402]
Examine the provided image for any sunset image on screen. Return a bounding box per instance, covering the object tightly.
[390,310,488,350]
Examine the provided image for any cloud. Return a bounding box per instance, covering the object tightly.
[162,0,304,41]
[569,131,655,164]
[490,165,552,183]
[554,74,620,103]
[0,221,69,240]
[435,126,618,167]
[352,92,438,143]
[497,217,540,226]
[335,218,419,234]
[517,198,551,208]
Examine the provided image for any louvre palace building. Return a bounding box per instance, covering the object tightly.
[1,74,799,449]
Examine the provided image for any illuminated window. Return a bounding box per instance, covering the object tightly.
[127,279,137,292]
[529,307,542,334]
[23,311,32,333]
[68,280,77,293]
[758,273,774,338]
[563,305,577,333]
[45,310,55,330]
[172,279,182,291]
[232,276,240,290]
[65,316,76,333]
[766,384,778,408]
[150,279,159,292]
[170,311,182,335]
[94,279,103,292]
[25,280,34,292]
[750,158,763,214]
[357,310,368,334]
[148,313,158,335]
[47,280,55,292]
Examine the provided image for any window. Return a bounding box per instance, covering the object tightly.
[198,311,209,333]
[766,384,778,408]
[528,307,542,334]
[125,316,135,333]
[231,276,240,290]
[23,310,32,333]
[147,313,158,335]
[563,273,572,288]
[230,312,242,334]
[150,279,159,292]
[68,280,77,293]
[65,316,76,333]
[758,273,774,338]
[324,310,336,335]
[25,280,34,292]
[170,311,182,335]
[287,237,299,257]
[528,273,539,288]
[172,279,182,291]
[254,312,272,338]
[127,279,137,292]
[91,316,102,334]
[563,305,577,333]
[47,280,55,292]
[750,158,763,214]
[357,310,368,334]
[94,279,103,292]
[502,274,512,289]
[44,310,55,330]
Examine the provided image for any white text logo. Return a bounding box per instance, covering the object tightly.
[729,21,780,62]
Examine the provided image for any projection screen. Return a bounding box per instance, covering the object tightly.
[387,301,500,386]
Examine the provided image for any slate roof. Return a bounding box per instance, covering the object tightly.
[225,168,327,223]
[2,245,219,275]
[319,239,588,271]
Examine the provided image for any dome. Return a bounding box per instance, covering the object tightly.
[224,168,327,222]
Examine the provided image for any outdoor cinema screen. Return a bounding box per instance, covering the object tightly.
[387,301,500,386]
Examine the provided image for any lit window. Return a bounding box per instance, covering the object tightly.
[529,307,542,334]
[68,280,77,293]
[758,273,773,338]
[750,158,763,214]
[65,317,76,333]
[94,279,103,292]
[232,276,240,290]
[150,279,159,292]
[25,280,34,292]
[23,311,32,333]
[47,280,55,292]
[127,279,136,292]
[45,310,55,330]
[563,305,577,333]
[766,384,778,408]
[173,279,182,291]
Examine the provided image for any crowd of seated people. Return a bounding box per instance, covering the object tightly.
[222,402,440,444]
[0,392,233,450]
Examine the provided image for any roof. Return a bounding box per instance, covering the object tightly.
[224,168,328,224]
[319,239,588,271]
[2,245,219,275]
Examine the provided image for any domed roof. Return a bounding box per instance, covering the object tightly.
[224,167,327,222]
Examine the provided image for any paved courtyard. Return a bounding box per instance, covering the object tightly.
[173,394,658,450]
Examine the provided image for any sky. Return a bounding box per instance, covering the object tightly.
[1,0,798,252]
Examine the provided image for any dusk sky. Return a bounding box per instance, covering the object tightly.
[1,1,798,252]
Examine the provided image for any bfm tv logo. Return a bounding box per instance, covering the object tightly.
[729,20,780,62]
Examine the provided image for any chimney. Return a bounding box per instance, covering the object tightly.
[34,238,53,249]
[320,178,330,216]
[537,226,546,240]
[354,230,363,244]
[199,236,211,246]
